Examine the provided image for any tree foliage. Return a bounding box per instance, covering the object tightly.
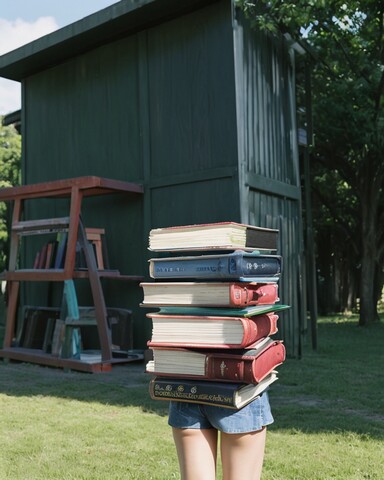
[0,119,21,271]
[237,0,384,324]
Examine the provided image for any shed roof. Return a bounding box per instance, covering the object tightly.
[0,0,218,81]
[1,109,21,133]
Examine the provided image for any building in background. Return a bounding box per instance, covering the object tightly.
[0,0,308,356]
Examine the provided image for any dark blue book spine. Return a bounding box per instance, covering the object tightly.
[150,252,282,279]
[150,377,240,407]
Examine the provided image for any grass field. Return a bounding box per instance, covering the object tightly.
[0,311,383,479]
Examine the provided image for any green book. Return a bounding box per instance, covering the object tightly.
[157,304,290,317]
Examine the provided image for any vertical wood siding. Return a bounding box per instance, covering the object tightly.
[22,34,149,345]
[17,0,304,351]
[233,9,305,356]
[145,1,240,230]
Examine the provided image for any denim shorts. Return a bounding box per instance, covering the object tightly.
[168,392,274,434]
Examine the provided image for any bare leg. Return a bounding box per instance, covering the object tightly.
[221,427,267,480]
[172,427,218,480]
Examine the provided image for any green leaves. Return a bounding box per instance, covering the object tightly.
[0,121,21,188]
[238,0,384,319]
[0,119,21,271]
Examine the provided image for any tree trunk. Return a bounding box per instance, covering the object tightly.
[359,175,380,325]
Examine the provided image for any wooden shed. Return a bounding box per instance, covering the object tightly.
[0,0,306,358]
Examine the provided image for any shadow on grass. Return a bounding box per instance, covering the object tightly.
[268,316,384,440]
[0,295,168,415]
[0,358,170,417]
[0,315,383,440]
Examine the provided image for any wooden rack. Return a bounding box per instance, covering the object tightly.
[0,176,144,372]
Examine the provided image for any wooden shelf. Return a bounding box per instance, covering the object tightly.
[0,347,143,373]
[73,270,144,281]
[12,216,70,235]
[4,269,144,282]
[0,176,144,373]
[0,176,144,201]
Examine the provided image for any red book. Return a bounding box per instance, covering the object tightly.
[146,337,286,384]
[140,282,279,307]
[44,242,54,269]
[147,312,279,349]
[33,251,41,269]
[37,243,48,269]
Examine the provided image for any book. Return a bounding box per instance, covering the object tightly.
[51,319,66,356]
[146,337,286,383]
[37,243,48,269]
[44,241,56,269]
[149,372,278,409]
[157,304,290,317]
[147,312,279,348]
[149,251,282,281]
[148,222,278,252]
[33,250,41,269]
[54,232,68,269]
[140,281,279,307]
[48,240,58,268]
[42,317,57,353]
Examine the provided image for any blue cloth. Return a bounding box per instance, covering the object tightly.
[168,392,274,434]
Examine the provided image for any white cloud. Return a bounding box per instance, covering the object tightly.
[0,16,59,115]
[0,78,20,115]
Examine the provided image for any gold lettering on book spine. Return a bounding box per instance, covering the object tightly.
[220,360,226,377]
[152,382,233,405]
[154,390,233,405]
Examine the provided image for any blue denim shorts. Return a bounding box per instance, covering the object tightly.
[168,392,274,434]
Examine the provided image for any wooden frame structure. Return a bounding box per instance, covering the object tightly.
[0,176,144,372]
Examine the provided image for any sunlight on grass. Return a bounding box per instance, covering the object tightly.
[0,314,382,479]
[264,429,383,480]
[0,394,179,480]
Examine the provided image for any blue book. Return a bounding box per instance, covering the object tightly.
[149,251,282,281]
[54,232,68,269]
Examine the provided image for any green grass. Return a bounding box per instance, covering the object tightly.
[0,314,383,479]
[264,315,384,479]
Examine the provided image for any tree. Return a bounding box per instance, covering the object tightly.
[0,119,21,271]
[237,0,384,324]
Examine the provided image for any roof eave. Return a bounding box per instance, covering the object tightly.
[0,0,218,81]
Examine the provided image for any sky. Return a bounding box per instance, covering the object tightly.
[0,0,120,115]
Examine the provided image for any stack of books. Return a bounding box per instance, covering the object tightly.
[140,222,289,409]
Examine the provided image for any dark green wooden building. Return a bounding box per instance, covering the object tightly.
[0,0,307,356]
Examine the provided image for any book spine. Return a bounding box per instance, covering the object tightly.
[232,254,281,276]
[246,313,279,341]
[33,251,40,269]
[37,243,48,269]
[54,232,68,269]
[229,283,279,306]
[44,242,54,269]
[207,341,286,383]
[149,377,238,408]
[150,253,281,279]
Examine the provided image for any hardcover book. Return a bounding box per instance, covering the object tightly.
[148,222,278,252]
[146,337,286,383]
[37,243,48,269]
[149,372,278,409]
[140,281,279,308]
[54,232,68,269]
[149,251,282,281]
[157,304,290,317]
[147,312,279,349]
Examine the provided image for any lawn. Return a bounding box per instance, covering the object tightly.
[0,312,383,479]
